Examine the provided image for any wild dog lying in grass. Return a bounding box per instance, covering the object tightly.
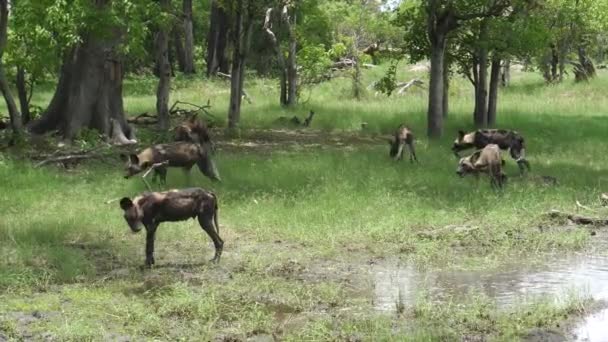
[452,129,530,175]
[120,142,220,187]
[456,144,507,189]
[119,188,223,267]
[389,125,418,163]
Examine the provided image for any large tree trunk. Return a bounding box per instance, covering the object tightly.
[228,0,253,129]
[473,20,489,128]
[29,43,134,144]
[15,66,31,124]
[0,0,21,134]
[487,56,501,127]
[206,0,230,77]
[156,0,171,131]
[172,26,186,73]
[427,37,446,138]
[285,8,297,106]
[182,0,195,74]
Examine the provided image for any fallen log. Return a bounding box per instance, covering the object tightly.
[546,209,608,226]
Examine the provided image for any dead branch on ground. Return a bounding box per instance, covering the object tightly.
[546,209,608,226]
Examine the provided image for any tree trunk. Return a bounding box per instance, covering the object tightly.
[16,66,31,124]
[285,8,297,106]
[487,56,501,127]
[550,44,558,81]
[442,60,449,118]
[263,7,287,106]
[473,20,488,128]
[227,0,253,129]
[182,0,195,74]
[0,0,21,134]
[172,26,186,73]
[427,37,446,138]
[156,0,171,131]
[206,0,230,77]
[501,59,510,87]
[29,43,134,144]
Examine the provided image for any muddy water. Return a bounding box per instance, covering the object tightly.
[372,234,608,340]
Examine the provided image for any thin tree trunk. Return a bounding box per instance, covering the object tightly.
[182,0,195,74]
[550,44,558,81]
[263,7,287,106]
[16,66,31,124]
[228,0,253,129]
[156,0,171,131]
[442,60,449,118]
[285,8,297,106]
[427,37,445,138]
[501,59,510,87]
[0,0,21,134]
[206,0,230,77]
[487,56,501,127]
[473,20,489,128]
[172,26,186,73]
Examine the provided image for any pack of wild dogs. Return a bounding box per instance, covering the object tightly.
[118,115,532,267]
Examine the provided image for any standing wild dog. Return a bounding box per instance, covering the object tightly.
[456,144,507,189]
[120,142,220,185]
[389,125,418,163]
[452,129,530,174]
[174,115,212,145]
[119,188,223,267]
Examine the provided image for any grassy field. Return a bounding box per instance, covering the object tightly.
[0,63,607,340]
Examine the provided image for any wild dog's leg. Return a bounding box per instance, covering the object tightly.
[408,142,418,163]
[154,167,167,186]
[198,213,224,263]
[395,142,405,161]
[144,223,158,267]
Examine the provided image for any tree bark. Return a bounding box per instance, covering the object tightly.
[182,0,195,74]
[473,19,489,128]
[487,56,501,127]
[156,1,171,131]
[16,66,31,124]
[228,0,253,129]
[206,0,230,77]
[0,0,21,134]
[172,26,186,73]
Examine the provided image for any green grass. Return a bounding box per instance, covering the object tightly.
[0,63,607,339]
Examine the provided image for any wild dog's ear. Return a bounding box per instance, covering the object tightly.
[120,197,133,210]
[119,154,128,162]
[128,154,139,165]
[457,130,465,140]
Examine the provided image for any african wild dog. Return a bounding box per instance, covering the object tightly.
[175,116,212,145]
[275,110,315,128]
[389,125,418,163]
[452,129,530,174]
[120,142,220,185]
[119,188,223,267]
[456,144,507,189]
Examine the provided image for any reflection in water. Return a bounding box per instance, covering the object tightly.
[372,235,608,340]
